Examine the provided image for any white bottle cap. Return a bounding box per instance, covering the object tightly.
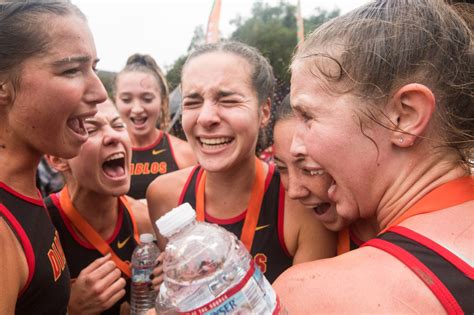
[139,233,154,243]
[156,203,196,238]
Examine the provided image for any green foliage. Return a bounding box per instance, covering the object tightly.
[164,0,339,86]
[165,55,187,91]
[97,70,116,99]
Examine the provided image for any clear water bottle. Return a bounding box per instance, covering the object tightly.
[155,203,281,314]
[130,233,160,315]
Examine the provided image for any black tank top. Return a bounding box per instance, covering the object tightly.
[129,133,180,199]
[179,163,293,283]
[364,225,473,314]
[0,182,70,315]
[45,193,139,315]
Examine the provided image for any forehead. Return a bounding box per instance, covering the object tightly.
[116,71,159,91]
[92,101,119,121]
[42,14,95,61]
[182,52,253,90]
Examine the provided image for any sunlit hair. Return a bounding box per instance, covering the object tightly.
[294,0,473,169]
[183,41,275,106]
[0,0,85,90]
[114,53,170,130]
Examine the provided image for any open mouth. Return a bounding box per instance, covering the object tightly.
[313,202,331,215]
[130,117,147,126]
[67,117,88,136]
[102,153,126,178]
[199,137,234,149]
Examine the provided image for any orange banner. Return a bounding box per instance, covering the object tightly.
[296,0,304,43]
[206,0,222,44]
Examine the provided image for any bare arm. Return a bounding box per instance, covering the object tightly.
[0,218,27,314]
[283,197,337,264]
[126,196,155,236]
[146,168,191,251]
[168,135,197,169]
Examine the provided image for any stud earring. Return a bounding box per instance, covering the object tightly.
[399,137,404,144]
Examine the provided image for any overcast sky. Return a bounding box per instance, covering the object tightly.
[74,0,368,73]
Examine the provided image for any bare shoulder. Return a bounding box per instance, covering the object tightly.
[274,245,445,313]
[283,196,337,263]
[0,218,27,313]
[167,134,196,168]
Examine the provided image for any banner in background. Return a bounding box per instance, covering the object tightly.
[296,0,304,43]
[205,0,222,44]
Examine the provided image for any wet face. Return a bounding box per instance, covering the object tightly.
[9,14,107,159]
[181,52,268,172]
[273,117,334,218]
[66,99,132,196]
[290,60,390,231]
[115,71,162,146]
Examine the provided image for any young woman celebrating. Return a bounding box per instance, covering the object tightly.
[0,1,107,313]
[148,41,336,284]
[274,0,473,313]
[114,54,196,201]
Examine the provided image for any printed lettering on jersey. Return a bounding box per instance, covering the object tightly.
[47,231,67,281]
[130,162,168,176]
[253,253,267,274]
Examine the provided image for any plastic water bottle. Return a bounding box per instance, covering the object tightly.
[130,233,160,315]
[155,203,281,314]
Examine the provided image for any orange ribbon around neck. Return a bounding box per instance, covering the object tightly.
[381,176,473,234]
[196,158,265,252]
[59,186,137,278]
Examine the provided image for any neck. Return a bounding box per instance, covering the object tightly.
[376,155,469,231]
[67,182,118,239]
[0,127,41,198]
[130,128,161,148]
[204,157,261,218]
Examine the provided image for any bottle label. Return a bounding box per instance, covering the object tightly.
[180,262,280,315]
[132,267,153,283]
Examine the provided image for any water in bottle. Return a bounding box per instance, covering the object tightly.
[130,233,160,315]
[155,203,281,314]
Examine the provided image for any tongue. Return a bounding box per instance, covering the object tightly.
[103,164,125,178]
[67,118,87,136]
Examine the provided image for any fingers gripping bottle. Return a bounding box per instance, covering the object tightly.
[155,203,281,314]
[130,233,160,315]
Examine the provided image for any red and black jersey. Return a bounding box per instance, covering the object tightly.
[128,132,180,199]
[45,193,139,315]
[0,182,70,315]
[178,163,292,283]
[364,226,474,314]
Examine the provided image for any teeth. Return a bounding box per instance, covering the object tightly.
[309,170,325,176]
[131,117,147,125]
[106,152,124,161]
[200,137,232,145]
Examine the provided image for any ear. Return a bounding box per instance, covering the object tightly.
[0,80,14,107]
[387,83,435,147]
[45,155,70,172]
[259,97,271,128]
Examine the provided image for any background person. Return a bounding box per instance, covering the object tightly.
[114,54,196,202]
[0,1,107,313]
[274,0,473,313]
[148,41,336,284]
[45,99,154,315]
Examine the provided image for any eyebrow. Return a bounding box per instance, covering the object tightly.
[182,92,201,99]
[52,56,98,66]
[85,116,121,125]
[273,156,285,164]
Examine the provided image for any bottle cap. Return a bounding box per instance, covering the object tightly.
[139,233,154,243]
[156,203,196,237]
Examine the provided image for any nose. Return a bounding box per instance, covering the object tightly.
[103,126,121,146]
[196,100,220,128]
[290,124,308,158]
[287,168,309,200]
[130,100,144,114]
[83,71,107,107]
